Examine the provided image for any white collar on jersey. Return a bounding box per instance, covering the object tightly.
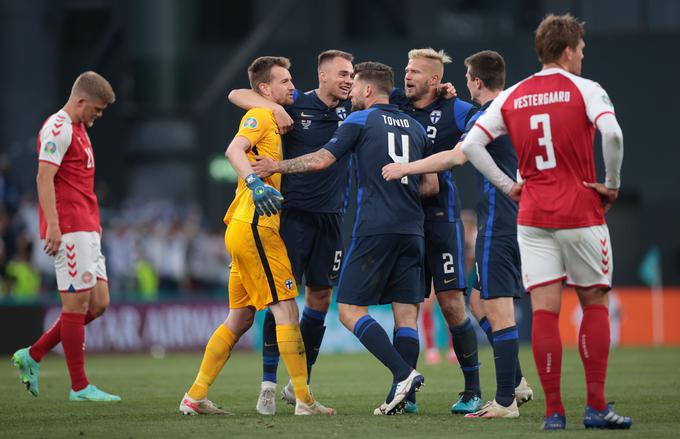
[57,109,73,123]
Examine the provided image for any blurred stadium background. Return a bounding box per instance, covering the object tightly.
[1,0,679,357]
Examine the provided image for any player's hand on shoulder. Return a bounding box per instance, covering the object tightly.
[44,223,62,256]
[252,155,277,178]
[381,163,407,181]
[583,181,618,213]
[245,173,283,217]
[272,108,294,134]
[507,181,524,203]
[438,82,457,100]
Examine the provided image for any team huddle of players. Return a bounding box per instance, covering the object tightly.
[13,13,631,431]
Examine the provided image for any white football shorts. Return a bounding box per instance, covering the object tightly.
[53,231,107,292]
[517,224,612,291]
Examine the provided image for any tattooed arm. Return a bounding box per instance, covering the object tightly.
[252,148,336,176]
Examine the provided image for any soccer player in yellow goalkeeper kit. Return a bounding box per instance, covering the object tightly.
[179,56,335,416]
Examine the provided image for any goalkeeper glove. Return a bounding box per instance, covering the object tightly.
[245,173,283,216]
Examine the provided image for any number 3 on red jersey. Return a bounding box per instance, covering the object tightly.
[530,113,556,170]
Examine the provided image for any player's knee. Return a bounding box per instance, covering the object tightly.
[90,296,110,317]
[468,292,485,321]
[89,303,108,318]
[305,286,332,311]
[338,306,361,331]
[577,286,609,307]
[439,293,467,326]
[230,316,254,337]
[62,297,90,314]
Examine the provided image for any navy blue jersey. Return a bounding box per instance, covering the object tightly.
[281,89,353,213]
[390,88,476,222]
[323,103,432,237]
[461,100,518,237]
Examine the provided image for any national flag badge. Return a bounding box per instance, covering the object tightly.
[335,107,347,120]
[44,141,57,154]
[284,278,294,290]
[243,117,258,128]
[429,110,442,124]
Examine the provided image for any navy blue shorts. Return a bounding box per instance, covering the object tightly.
[336,234,425,306]
[424,220,467,297]
[279,209,344,287]
[473,234,523,300]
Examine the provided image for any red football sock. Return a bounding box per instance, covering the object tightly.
[532,310,565,417]
[61,312,89,391]
[579,304,610,411]
[30,312,96,362]
[422,308,434,350]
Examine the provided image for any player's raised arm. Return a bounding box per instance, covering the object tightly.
[460,125,520,199]
[255,110,363,176]
[253,148,337,176]
[382,142,467,181]
[228,88,294,134]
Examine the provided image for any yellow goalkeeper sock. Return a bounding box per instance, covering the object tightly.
[187,324,238,400]
[276,323,313,404]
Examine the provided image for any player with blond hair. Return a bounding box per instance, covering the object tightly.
[389,48,482,414]
[12,71,120,402]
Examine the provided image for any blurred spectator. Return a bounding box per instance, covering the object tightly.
[134,243,159,301]
[4,235,40,301]
[188,227,230,291]
[1,193,233,302]
[0,155,20,214]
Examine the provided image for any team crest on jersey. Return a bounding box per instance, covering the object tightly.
[429,110,442,124]
[301,119,312,130]
[284,278,294,290]
[82,272,93,284]
[44,141,57,154]
[335,107,347,120]
[243,117,258,129]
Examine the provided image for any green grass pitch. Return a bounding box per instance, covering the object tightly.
[1,346,678,438]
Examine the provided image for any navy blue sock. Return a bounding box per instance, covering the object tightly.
[492,326,519,407]
[353,315,411,382]
[262,309,279,383]
[393,327,420,403]
[515,353,524,387]
[300,306,327,383]
[480,316,524,387]
[450,318,481,396]
[479,317,493,345]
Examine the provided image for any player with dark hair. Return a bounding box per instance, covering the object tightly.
[252,61,437,415]
[229,50,354,415]
[460,14,630,430]
[179,56,334,417]
[12,71,119,402]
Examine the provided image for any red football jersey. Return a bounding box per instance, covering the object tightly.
[37,110,100,239]
[475,68,616,229]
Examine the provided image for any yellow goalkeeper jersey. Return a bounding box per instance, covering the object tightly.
[223,108,282,230]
